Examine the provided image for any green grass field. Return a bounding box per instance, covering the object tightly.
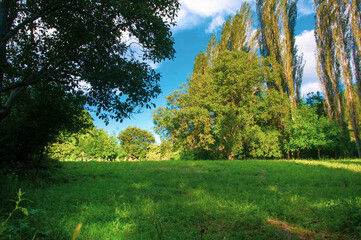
[1,159,361,239]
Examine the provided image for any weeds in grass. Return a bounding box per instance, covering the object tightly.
[0,188,58,239]
[0,189,33,238]
[146,214,165,240]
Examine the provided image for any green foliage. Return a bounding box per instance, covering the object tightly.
[284,104,346,159]
[0,189,35,239]
[256,0,304,104]
[246,126,283,159]
[119,127,155,161]
[145,139,179,161]
[0,85,89,169]
[154,50,289,160]
[0,0,180,122]
[154,2,356,160]
[48,126,123,162]
[153,5,300,160]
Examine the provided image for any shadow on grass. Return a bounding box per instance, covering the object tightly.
[1,160,361,239]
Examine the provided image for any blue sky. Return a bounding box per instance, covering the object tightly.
[93,0,319,143]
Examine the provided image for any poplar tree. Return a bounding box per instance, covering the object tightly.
[218,4,257,53]
[256,0,304,108]
[314,0,343,125]
[349,0,361,99]
[315,0,361,157]
[350,0,361,54]
[332,0,361,157]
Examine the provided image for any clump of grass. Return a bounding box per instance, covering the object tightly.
[0,189,34,238]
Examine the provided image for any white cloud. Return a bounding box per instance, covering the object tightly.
[174,0,314,33]
[180,0,242,17]
[297,0,315,16]
[174,0,252,32]
[295,30,321,96]
[206,15,226,33]
[173,8,204,31]
[301,82,321,96]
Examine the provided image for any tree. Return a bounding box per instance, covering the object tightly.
[119,127,155,160]
[285,104,345,159]
[0,0,179,122]
[314,0,343,124]
[256,0,304,109]
[315,0,361,157]
[154,50,290,160]
[154,5,293,160]
[0,84,90,169]
[48,120,123,161]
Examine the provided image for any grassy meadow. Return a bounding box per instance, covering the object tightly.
[1,159,361,239]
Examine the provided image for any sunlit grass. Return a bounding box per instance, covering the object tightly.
[1,159,361,239]
[290,159,361,173]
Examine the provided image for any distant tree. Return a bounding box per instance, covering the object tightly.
[119,127,155,160]
[285,104,345,159]
[145,138,178,161]
[48,123,123,162]
[77,128,121,161]
[305,92,326,117]
[0,0,179,123]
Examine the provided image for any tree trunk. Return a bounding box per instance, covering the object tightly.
[317,148,321,160]
[297,148,300,159]
[0,1,8,104]
[350,106,361,157]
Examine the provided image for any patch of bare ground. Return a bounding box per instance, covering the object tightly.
[268,218,327,239]
[180,167,208,173]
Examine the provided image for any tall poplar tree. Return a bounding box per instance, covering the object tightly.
[332,0,361,157]
[315,0,361,157]
[350,0,361,54]
[314,0,343,125]
[256,0,304,108]
[349,0,361,99]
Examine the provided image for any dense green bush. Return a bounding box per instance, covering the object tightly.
[48,127,124,161]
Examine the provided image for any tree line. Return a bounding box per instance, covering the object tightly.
[153,1,361,160]
[1,0,360,170]
[47,121,163,162]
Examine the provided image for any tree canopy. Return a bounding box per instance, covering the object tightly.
[153,2,354,160]
[0,0,180,122]
[119,127,155,161]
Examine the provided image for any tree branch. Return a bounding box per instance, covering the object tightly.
[0,2,73,46]
[0,85,27,120]
[0,58,72,93]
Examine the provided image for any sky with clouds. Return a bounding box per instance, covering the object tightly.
[93,0,319,142]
